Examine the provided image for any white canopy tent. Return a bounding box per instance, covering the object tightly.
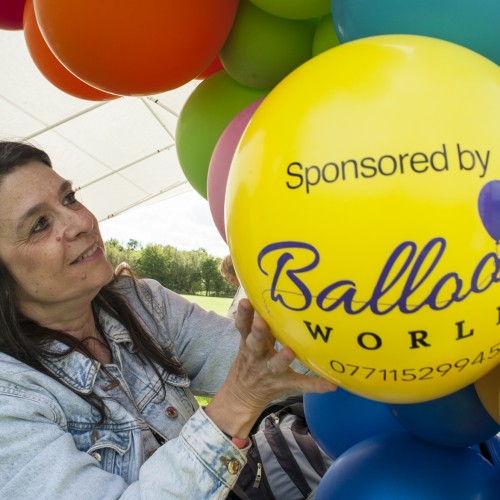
[0,28,199,222]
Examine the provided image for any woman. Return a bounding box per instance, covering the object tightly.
[0,141,335,499]
[219,254,247,319]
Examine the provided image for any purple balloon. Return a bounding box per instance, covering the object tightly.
[478,180,500,243]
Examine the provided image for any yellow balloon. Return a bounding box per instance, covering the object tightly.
[226,35,500,403]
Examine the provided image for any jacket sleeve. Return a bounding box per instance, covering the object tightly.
[0,385,133,499]
[0,384,246,499]
[139,279,242,397]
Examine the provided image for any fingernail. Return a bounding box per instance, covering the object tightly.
[323,382,337,392]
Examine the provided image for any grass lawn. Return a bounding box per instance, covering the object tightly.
[181,294,232,317]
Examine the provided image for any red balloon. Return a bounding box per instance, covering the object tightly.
[197,56,224,80]
[0,0,25,30]
[33,0,239,96]
[23,0,118,101]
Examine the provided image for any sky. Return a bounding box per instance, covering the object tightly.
[99,188,230,258]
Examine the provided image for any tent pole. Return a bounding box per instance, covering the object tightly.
[75,145,175,190]
[22,102,109,140]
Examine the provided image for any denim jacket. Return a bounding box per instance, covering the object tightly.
[0,278,247,499]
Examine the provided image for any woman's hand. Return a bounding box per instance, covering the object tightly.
[205,299,337,440]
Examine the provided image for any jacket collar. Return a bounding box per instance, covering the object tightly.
[40,309,134,394]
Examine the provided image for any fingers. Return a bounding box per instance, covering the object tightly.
[265,346,337,393]
[235,299,276,354]
[309,377,338,393]
[234,298,254,338]
[291,372,338,394]
[266,345,295,374]
[245,312,276,355]
[233,303,337,400]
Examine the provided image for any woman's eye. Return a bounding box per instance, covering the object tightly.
[64,191,78,206]
[32,216,49,234]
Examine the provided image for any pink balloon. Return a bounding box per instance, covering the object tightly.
[207,98,264,242]
[0,0,25,30]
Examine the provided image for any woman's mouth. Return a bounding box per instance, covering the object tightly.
[72,244,99,264]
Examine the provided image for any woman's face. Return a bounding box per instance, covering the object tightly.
[0,162,114,315]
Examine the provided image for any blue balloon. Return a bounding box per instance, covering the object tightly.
[315,432,500,500]
[478,180,500,243]
[389,384,500,447]
[331,0,500,65]
[304,388,404,458]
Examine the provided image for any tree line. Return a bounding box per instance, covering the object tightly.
[105,238,236,297]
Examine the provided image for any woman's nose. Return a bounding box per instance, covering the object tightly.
[62,208,95,240]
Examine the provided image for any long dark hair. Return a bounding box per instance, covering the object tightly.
[0,141,184,421]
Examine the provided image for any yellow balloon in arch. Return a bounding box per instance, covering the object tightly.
[226,35,500,404]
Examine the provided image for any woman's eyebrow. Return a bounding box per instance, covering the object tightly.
[16,179,72,233]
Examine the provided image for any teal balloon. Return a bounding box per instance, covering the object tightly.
[331,0,500,65]
[249,0,331,20]
[220,1,317,90]
[175,71,267,198]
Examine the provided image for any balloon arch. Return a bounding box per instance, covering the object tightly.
[2,0,500,495]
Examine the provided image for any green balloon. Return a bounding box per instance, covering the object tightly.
[312,14,340,56]
[249,0,331,20]
[175,71,267,199]
[220,1,317,90]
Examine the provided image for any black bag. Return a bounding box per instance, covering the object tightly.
[229,396,333,500]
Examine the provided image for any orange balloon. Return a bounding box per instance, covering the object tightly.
[33,0,239,96]
[23,0,117,101]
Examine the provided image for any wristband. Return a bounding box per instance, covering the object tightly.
[222,431,249,449]
[201,406,249,449]
[231,436,250,449]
